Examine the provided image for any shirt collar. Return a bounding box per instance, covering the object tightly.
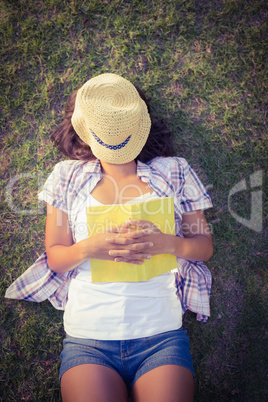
[81,159,102,175]
[81,158,152,180]
[137,160,152,180]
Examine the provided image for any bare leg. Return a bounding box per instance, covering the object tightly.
[131,364,194,402]
[61,363,128,402]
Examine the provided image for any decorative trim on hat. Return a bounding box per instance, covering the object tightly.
[89,127,131,150]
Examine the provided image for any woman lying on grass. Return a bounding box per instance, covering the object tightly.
[6,73,213,402]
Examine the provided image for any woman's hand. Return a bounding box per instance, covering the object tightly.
[80,225,154,265]
[106,220,171,263]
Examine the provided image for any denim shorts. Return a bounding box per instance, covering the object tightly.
[59,327,195,388]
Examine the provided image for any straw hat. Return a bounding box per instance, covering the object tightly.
[71,73,151,164]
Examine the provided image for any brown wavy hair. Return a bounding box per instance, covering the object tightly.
[51,85,176,163]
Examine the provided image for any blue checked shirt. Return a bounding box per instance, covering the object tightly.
[5,157,213,321]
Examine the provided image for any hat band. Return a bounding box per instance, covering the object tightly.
[89,128,131,150]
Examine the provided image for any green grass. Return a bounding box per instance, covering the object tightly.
[1,0,267,400]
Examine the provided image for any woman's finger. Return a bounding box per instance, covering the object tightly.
[127,228,153,238]
[106,225,129,234]
[108,246,153,257]
[106,218,139,234]
[109,249,152,260]
[127,219,154,228]
[106,229,152,245]
[127,220,161,234]
[107,219,157,234]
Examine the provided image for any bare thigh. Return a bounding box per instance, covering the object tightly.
[131,364,194,402]
[61,363,128,402]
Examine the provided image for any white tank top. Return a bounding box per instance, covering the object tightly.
[63,192,182,340]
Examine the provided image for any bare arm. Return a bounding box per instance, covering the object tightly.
[45,204,87,273]
[170,210,213,261]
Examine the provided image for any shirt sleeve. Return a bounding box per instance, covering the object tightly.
[177,158,213,213]
[38,162,68,212]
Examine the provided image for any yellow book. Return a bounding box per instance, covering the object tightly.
[86,196,177,282]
